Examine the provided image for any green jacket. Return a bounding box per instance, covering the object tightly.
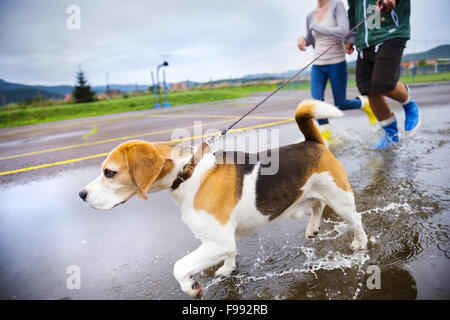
[347,0,410,50]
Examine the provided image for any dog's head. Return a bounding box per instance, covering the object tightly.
[79,140,176,210]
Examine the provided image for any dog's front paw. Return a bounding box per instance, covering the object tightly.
[191,280,204,299]
[305,226,319,239]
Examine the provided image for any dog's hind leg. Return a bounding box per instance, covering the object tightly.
[331,197,367,250]
[313,173,368,250]
[305,199,326,239]
[323,192,367,250]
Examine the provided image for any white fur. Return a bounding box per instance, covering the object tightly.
[311,100,344,119]
[83,161,135,210]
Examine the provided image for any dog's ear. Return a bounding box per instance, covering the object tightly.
[124,142,164,200]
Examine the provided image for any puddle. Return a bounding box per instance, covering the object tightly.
[0,105,449,299]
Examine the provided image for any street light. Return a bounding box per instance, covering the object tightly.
[151,71,160,108]
[162,69,170,107]
[155,61,169,108]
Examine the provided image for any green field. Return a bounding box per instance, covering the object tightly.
[1,72,449,128]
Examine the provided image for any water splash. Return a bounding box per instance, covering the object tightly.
[203,246,370,295]
[203,202,413,297]
[359,202,412,215]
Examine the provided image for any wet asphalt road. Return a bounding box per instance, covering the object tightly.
[0,84,449,299]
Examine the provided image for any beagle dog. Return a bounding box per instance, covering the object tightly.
[80,99,368,298]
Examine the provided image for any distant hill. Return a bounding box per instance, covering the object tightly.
[0,79,73,95]
[0,79,72,105]
[0,88,63,105]
[401,44,450,61]
[241,70,310,81]
[0,79,153,106]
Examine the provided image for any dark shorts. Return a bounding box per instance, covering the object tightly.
[356,38,407,95]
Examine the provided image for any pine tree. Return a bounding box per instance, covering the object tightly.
[72,68,96,103]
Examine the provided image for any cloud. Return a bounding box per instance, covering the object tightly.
[0,0,449,85]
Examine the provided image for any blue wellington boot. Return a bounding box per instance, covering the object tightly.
[403,100,420,134]
[373,116,399,149]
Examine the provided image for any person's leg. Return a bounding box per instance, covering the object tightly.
[355,45,397,148]
[354,50,378,125]
[385,82,408,102]
[328,61,377,125]
[367,93,393,121]
[310,64,329,125]
[368,82,408,121]
[367,93,399,149]
[328,61,362,110]
[385,82,420,134]
[368,39,416,148]
[370,38,419,121]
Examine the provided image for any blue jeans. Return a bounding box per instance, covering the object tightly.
[310,61,361,125]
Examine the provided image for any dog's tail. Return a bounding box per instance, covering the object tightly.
[295,99,344,144]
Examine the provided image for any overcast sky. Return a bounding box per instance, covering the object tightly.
[0,0,449,86]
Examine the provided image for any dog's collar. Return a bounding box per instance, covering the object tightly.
[170,141,211,190]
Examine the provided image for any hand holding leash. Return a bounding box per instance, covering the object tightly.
[377,0,394,13]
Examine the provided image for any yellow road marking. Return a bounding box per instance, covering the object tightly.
[0,116,291,161]
[82,126,98,139]
[0,113,289,138]
[144,114,291,120]
[0,119,231,161]
[0,153,109,176]
[0,119,294,176]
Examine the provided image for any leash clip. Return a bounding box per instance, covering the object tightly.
[204,132,222,147]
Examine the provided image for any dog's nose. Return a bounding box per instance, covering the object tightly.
[79,190,88,201]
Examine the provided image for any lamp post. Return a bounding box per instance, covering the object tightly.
[162,69,170,107]
[151,71,160,108]
[156,61,169,107]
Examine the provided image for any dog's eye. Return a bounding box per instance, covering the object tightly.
[104,169,117,178]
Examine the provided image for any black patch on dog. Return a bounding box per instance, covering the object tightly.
[254,141,324,220]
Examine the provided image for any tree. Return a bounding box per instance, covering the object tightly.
[417,59,427,67]
[72,68,96,103]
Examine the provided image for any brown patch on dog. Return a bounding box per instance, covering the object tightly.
[295,100,325,144]
[151,142,177,181]
[316,147,353,193]
[194,164,242,225]
[153,142,175,158]
[157,159,175,180]
[103,145,127,171]
[103,141,179,199]
[121,140,164,200]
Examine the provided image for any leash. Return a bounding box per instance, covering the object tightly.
[171,4,384,190]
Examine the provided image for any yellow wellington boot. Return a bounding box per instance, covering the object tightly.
[359,96,377,126]
[319,123,332,147]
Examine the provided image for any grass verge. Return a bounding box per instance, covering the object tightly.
[1,73,448,128]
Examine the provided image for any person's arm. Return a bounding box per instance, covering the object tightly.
[310,1,349,38]
[298,13,314,51]
[304,13,315,47]
[346,0,355,53]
